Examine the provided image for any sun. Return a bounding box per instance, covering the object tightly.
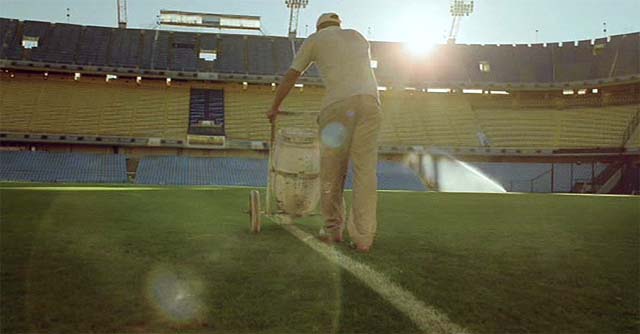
[405,38,437,56]
[392,13,441,57]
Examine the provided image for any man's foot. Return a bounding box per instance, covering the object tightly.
[347,240,371,253]
[318,227,344,244]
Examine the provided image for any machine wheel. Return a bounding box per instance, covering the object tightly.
[249,190,262,233]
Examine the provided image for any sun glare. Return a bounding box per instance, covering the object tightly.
[395,15,441,57]
[406,39,436,56]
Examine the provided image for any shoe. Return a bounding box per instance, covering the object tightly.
[318,227,344,244]
[347,240,371,253]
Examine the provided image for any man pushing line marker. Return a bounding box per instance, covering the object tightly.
[267,13,381,252]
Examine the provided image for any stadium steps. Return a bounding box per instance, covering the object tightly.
[623,110,640,148]
[572,161,625,193]
[0,151,128,183]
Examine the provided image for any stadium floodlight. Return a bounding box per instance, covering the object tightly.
[447,0,474,44]
[285,0,309,39]
[117,0,127,28]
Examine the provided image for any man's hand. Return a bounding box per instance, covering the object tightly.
[266,108,279,123]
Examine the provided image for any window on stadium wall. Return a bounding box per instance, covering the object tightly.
[189,89,225,136]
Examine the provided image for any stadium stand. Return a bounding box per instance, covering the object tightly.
[31,24,81,64]
[0,18,21,60]
[224,85,323,141]
[273,37,294,75]
[1,75,636,149]
[139,30,155,69]
[152,30,171,70]
[198,33,218,72]
[345,161,427,191]
[108,28,141,68]
[369,41,410,84]
[1,18,638,84]
[615,33,640,77]
[0,77,189,139]
[247,36,276,75]
[472,105,637,149]
[216,34,247,73]
[135,156,268,186]
[472,162,609,193]
[0,18,638,194]
[135,156,425,190]
[171,32,198,72]
[0,151,127,183]
[76,26,111,66]
[380,92,479,147]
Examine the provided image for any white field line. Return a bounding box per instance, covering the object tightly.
[272,217,471,334]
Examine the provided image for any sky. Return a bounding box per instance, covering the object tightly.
[0,0,639,45]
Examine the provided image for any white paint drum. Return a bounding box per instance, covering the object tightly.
[272,128,320,216]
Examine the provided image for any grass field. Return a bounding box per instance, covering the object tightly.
[1,183,638,333]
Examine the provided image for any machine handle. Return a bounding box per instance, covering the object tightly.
[277,110,319,116]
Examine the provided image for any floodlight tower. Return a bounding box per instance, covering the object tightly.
[447,0,474,44]
[117,0,127,29]
[285,0,309,39]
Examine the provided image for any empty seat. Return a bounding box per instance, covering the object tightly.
[77,26,111,66]
[198,33,218,72]
[109,29,142,68]
[170,32,198,72]
[0,18,21,60]
[272,37,295,76]
[0,151,128,183]
[247,36,276,75]
[38,23,81,64]
[216,34,247,73]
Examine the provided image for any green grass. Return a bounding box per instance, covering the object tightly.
[1,184,638,333]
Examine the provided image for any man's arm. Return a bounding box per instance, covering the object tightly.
[267,69,302,123]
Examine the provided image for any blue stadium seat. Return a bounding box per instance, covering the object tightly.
[0,151,128,183]
[109,29,142,68]
[76,26,111,66]
[42,23,81,64]
[198,33,218,72]
[0,18,21,60]
[170,32,198,72]
[272,37,294,76]
[135,156,425,191]
[2,19,637,84]
[135,156,268,186]
[154,31,171,70]
[216,35,247,73]
[247,36,276,75]
[345,161,426,191]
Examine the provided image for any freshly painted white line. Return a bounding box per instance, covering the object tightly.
[271,216,471,334]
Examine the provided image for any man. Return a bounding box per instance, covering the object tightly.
[267,12,381,252]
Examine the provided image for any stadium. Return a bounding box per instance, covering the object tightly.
[0,0,638,333]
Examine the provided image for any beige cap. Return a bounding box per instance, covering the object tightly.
[316,12,342,29]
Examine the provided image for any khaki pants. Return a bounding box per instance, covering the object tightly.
[318,95,381,247]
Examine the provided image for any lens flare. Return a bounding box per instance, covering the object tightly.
[321,122,347,149]
[146,266,205,324]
